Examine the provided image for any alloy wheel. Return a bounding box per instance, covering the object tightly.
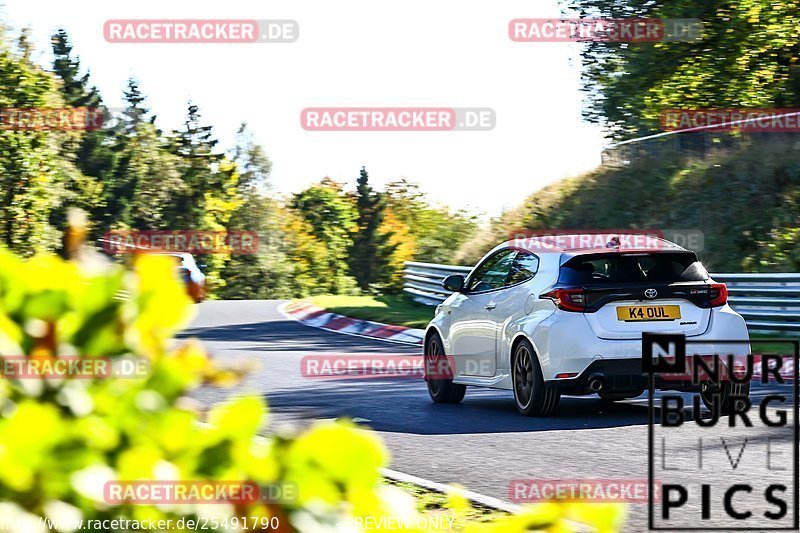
[514,344,534,407]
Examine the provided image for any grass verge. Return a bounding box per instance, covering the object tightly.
[310,294,434,329]
[749,333,799,355]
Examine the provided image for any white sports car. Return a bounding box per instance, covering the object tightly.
[423,234,750,416]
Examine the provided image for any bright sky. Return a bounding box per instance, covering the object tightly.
[2,0,607,216]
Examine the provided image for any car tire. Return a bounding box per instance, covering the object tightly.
[700,380,750,414]
[424,331,466,404]
[512,339,560,416]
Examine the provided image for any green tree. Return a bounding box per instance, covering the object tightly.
[747,227,800,271]
[291,178,357,294]
[16,26,32,62]
[349,167,395,291]
[101,81,165,231]
[567,0,800,139]
[50,29,115,242]
[384,179,478,264]
[218,124,298,299]
[51,29,101,108]
[121,78,149,129]
[123,122,186,229]
[280,210,334,297]
[232,122,272,191]
[168,103,224,228]
[0,40,76,255]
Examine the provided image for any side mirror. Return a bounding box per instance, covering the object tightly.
[442,274,465,293]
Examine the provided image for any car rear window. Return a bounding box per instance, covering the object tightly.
[558,252,709,285]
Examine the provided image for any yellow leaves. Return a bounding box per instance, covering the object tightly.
[319,478,628,533]
[0,253,83,326]
[461,503,555,533]
[0,246,634,533]
[116,444,166,480]
[562,502,627,533]
[237,437,279,483]
[0,401,65,491]
[133,254,187,302]
[202,158,244,232]
[131,254,194,358]
[744,1,763,24]
[74,415,120,451]
[159,339,248,392]
[171,339,211,375]
[208,396,267,440]
[203,365,248,387]
[380,209,417,288]
[144,409,197,454]
[21,254,82,296]
[284,421,388,507]
[462,501,626,533]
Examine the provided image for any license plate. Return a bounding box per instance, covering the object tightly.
[616,305,681,322]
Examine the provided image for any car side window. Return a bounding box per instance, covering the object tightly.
[467,250,517,292]
[506,252,539,286]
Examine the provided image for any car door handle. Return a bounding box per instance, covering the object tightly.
[485,302,497,310]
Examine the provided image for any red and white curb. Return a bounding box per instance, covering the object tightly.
[751,355,795,380]
[280,300,425,346]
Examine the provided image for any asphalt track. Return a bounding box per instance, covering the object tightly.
[185,300,798,532]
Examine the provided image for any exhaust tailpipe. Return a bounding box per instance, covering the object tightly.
[588,374,605,392]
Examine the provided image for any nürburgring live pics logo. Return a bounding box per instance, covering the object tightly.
[644,333,799,530]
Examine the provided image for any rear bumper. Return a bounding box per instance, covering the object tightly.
[552,359,702,395]
[533,304,750,392]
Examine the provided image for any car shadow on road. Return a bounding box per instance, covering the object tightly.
[263,380,791,436]
[179,319,419,353]
[263,378,652,435]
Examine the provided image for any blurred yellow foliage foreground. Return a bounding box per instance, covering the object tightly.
[0,250,625,532]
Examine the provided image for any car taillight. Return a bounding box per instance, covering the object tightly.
[541,288,586,312]
[709,283,728,307]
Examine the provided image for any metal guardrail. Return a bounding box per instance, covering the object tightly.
[403,261,472,306]
[403,262,800,333]
[715,273,800,333]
